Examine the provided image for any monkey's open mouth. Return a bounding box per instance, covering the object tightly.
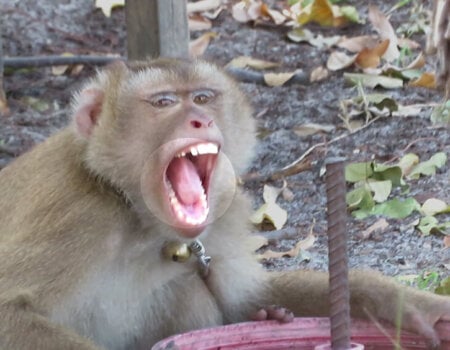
[165,142,219,226]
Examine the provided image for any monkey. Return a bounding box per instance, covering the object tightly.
[0,58,449,350]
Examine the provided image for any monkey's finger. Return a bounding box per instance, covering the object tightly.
[250,308,268,321]
[266,305,294,323]
[281,310,294,323]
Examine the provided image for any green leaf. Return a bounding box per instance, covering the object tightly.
[95,0,124,17]
[421,198,450,216]
[416,217,450,235]
[416,272,440,291]
[20,96,50,112]
[355,197,420,219]
[251,185,287,230]
[340,6,361,23]
[262,184,283,204]
[346,186,374,210]
[436,277,450,295]
[417,216,439,235]
[345,162,373,182]
[372,163,403,186]
[368,180,392,202]
[250,202,288,230]
[363,94,398,112]
[351,207,373,219]
[400,69,422,80]
[398,153,419,176]
[344,73,404,89]
[430,99,450,125]
[408,152,447,179]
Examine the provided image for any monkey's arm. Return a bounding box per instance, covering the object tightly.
[0,292,102,350]
[269,269,450,346]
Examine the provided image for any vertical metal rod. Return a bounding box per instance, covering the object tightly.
[326,158,351,350]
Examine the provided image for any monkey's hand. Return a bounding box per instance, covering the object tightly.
[382,290,450,348]
[269,270,450,347]
[348,271,450,348]
[251,305,294,323]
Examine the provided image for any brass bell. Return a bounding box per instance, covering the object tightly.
[162,241,191,262]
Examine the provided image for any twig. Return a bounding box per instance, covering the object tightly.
[3,55,121,68]
[226,66,309,85]
[382,137,440,164]
[282,117,381,170]
[242,116,381,183]
[253,227,300,242]
[241,160,312,183]
[3,55,310,86]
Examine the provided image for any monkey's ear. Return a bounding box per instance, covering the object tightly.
[73,88,104,138]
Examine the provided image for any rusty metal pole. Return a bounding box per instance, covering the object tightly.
[326,158,351,350]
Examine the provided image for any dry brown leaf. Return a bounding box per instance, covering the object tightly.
[405,52,426,70]
[310,0,334,26]
[226,56,279,70]
[310,66,329,82]
[70,64,84,76]
[202,6,224,20]
[327,51,357,71]
[398,38,421,50]
[444,235,450,248]
[189,32,217,57]
[264,72,296,86]
[251,234,269,251]
[52,65,69,76]
[52,53,75,76]
[232,1,262,23]
[368,5,400,62]
[188,16,212,31]
[293,122,334,136]
[261,4,287,25]
[282,187,295,202]
[409,72,436,88]
[298,0,347,27]
[95,0,124,17]
[337,35,378,53]
[287,28,340,48]
[187,0,221,13]
[360,218,389,239]
[0,87,9,116]
[355,39,390,69]
[378,52,425,75]
[250,185,287,230]
[259,231,316,259]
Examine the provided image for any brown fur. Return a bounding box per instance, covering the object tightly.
[0,59,449,350]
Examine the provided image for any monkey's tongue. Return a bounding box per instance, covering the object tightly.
[167,157,205,206]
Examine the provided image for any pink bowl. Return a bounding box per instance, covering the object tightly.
[152,317,450,350]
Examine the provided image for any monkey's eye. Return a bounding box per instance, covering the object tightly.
[193,90,215,105]
[149,93,178,108]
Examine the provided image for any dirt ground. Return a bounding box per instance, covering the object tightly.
[0,0,448,279]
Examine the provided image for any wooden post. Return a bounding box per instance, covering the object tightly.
[125,0,189,60]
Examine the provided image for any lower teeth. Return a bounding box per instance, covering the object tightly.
[167,181,209,225]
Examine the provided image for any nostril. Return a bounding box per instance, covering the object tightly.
[207,120,214,127]
[191,120,203,128]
